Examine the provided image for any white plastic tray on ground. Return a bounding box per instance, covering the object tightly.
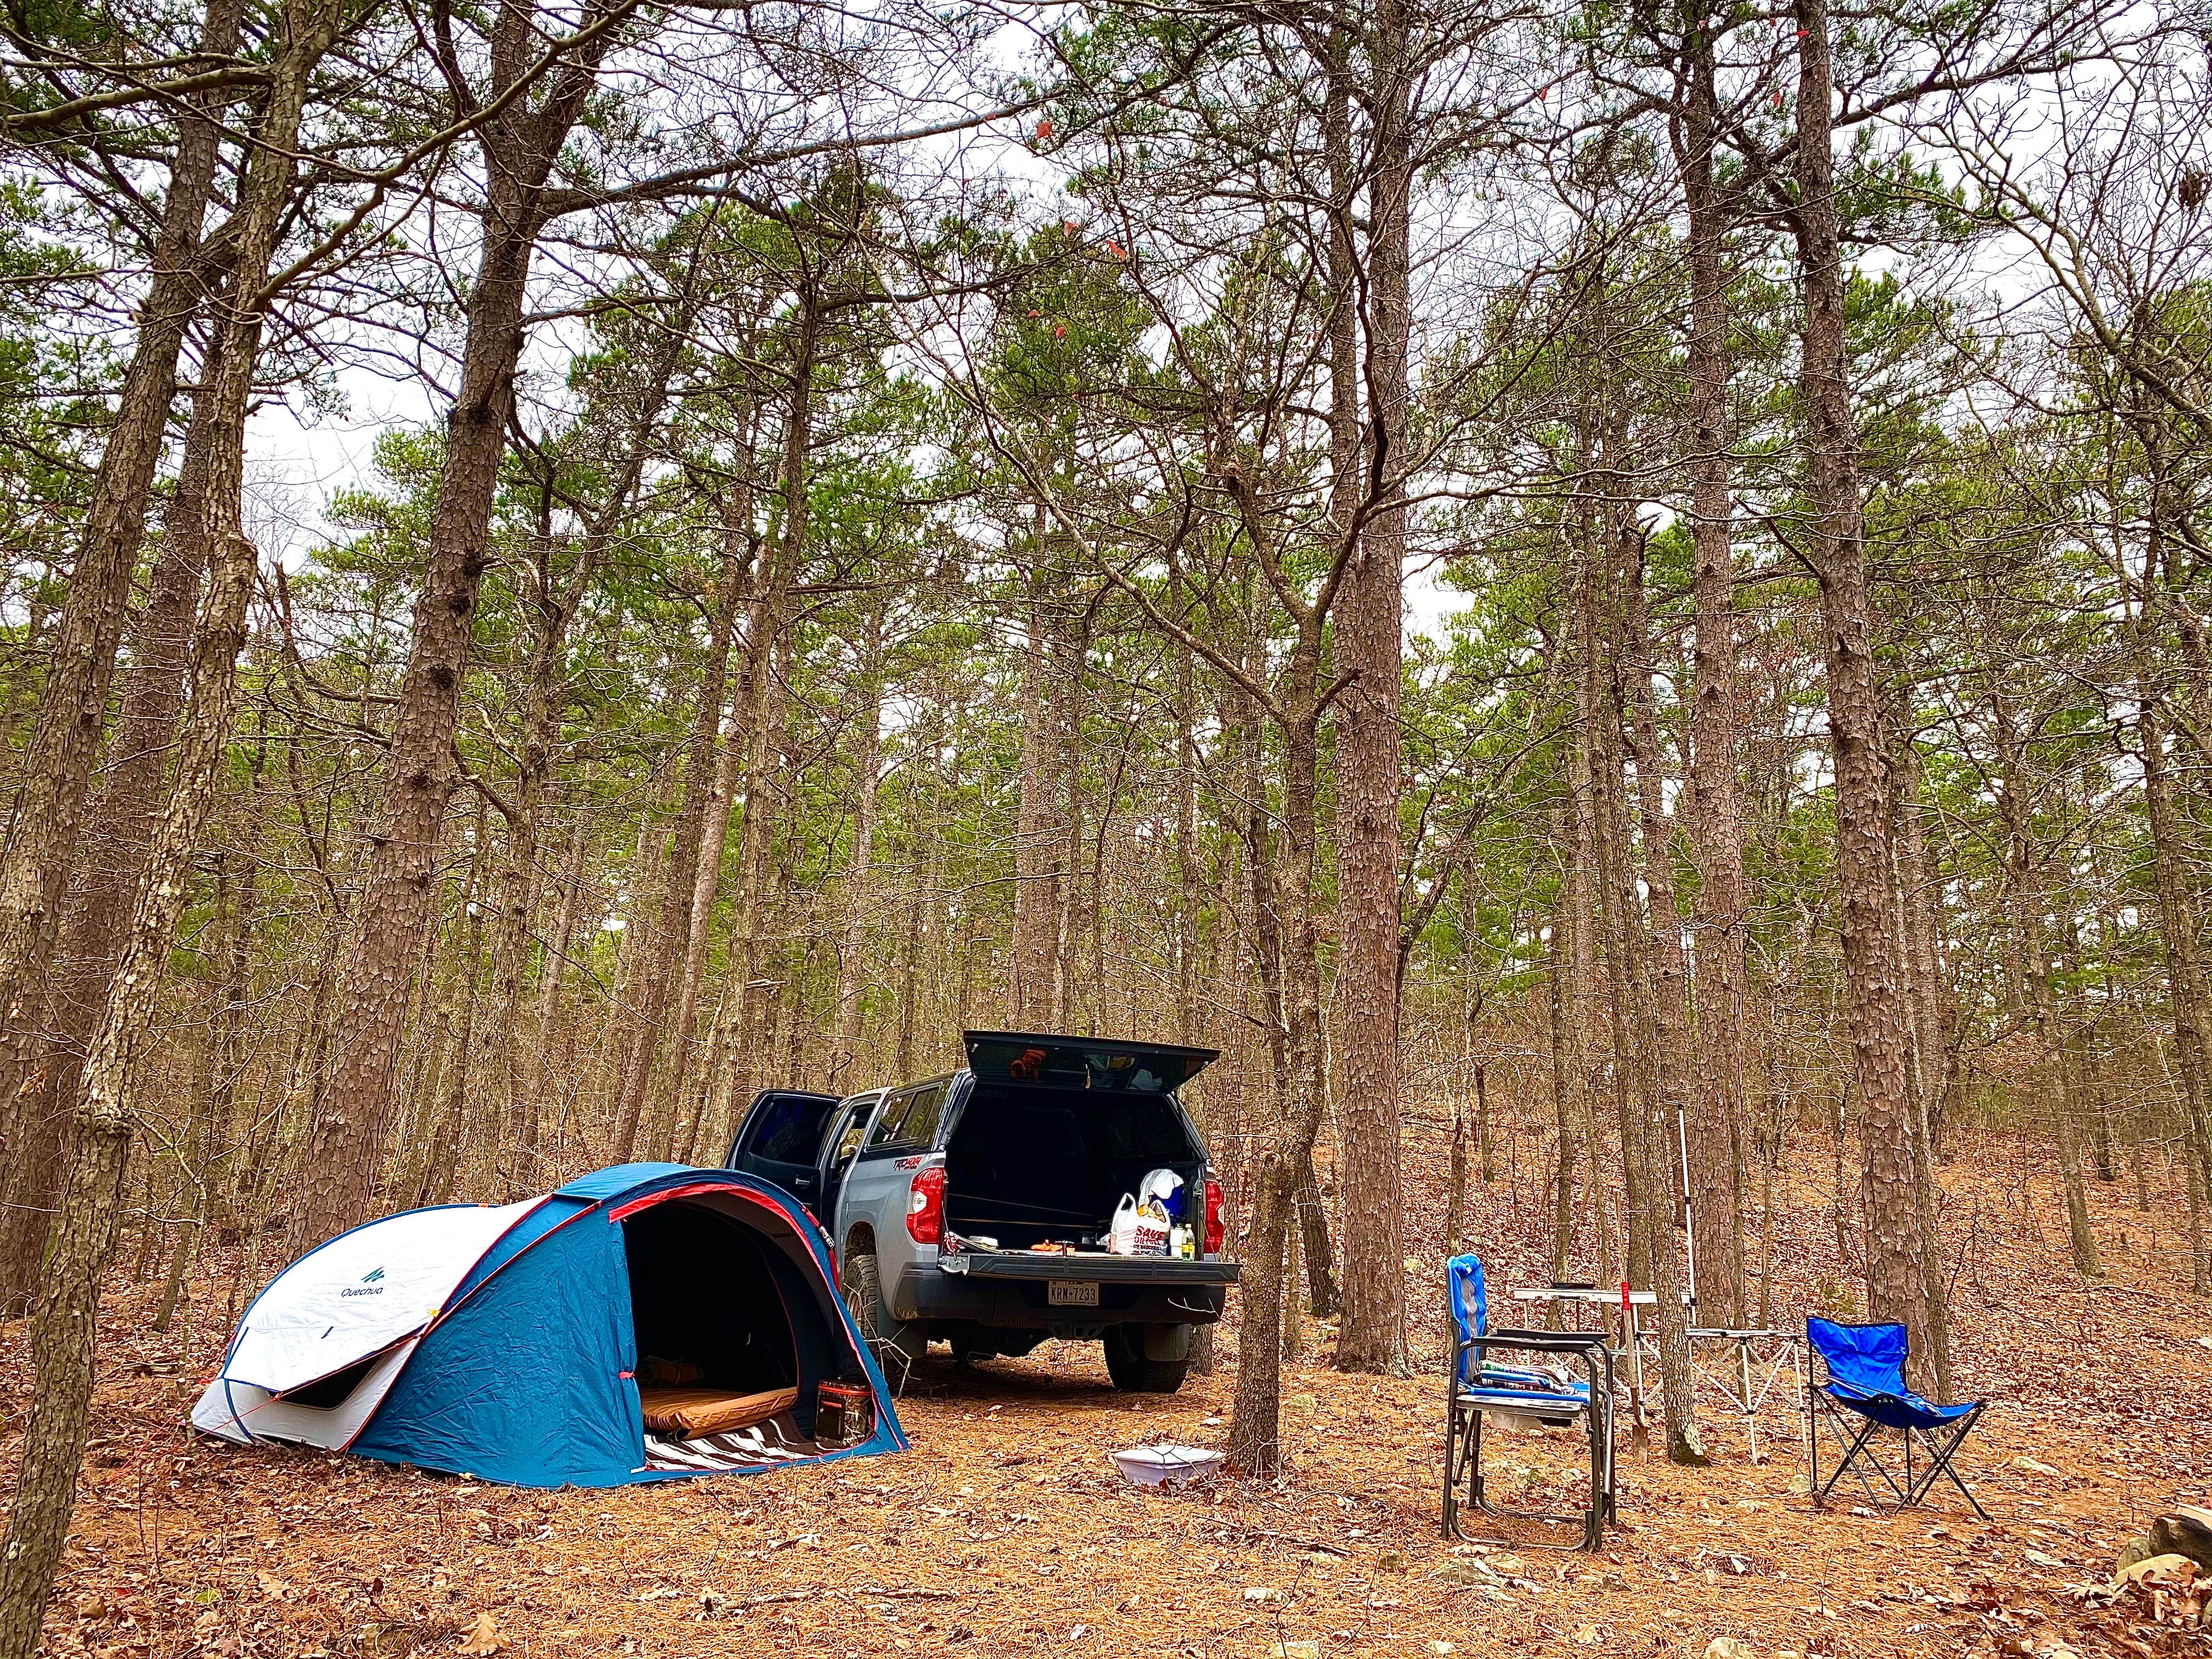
[1109,1442,1224,1486]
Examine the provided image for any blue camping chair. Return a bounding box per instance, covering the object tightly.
[1442,1255,1615,1551]
[1805,1318,1988,1520]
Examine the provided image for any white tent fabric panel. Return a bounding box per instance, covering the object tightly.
[190,1339,418,1449]
[222,1200,541,1394]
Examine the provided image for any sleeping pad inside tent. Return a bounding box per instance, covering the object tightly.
[190,1163,906,1487]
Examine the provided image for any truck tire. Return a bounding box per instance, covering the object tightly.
[844,1250,925,1372]
[1103,1323,1190,1393]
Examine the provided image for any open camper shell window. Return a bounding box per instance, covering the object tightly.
[941,1033,1220,1250]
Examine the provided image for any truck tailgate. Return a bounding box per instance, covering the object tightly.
[951,1252,1239,1285]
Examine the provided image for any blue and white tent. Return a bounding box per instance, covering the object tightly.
[191,1163,906,1486]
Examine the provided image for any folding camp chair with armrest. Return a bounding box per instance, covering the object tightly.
[1805,1317,1988,1520]
[1442,1255,1616,1552]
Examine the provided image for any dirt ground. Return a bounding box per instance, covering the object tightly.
[5,1124,2209,1658]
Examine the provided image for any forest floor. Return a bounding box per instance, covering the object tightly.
[4,1120,2210,1659]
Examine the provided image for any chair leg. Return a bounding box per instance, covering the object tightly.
[1448,1404,1602,1551]
[1444,1400,1484,1542]
[1806,1387,1818,1502]
[1909,1412,1990,1522]
[1583,1399,1606,1550]
[1819,1411,1907,1508]
[1442,1393,1457,1540]
[1596,1395,1617,1525]
[1924,1453,1991,1522]
[1469,1406,1486,1514]
[1443,1397,1469,1539]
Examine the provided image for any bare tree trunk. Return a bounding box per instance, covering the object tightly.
[667,546,754,1157]
[1878,725,1954,1392]
[1544,855,1579,1285]
[0,0,242,1048]
[514,796,589,1192]
[1051,596,1089,1029]
[707,306,819,1146]
[490,333,696,1190]
[207,827,257,1232]
[1678,18,1748,1325]
[1562,630,1618,1284]
[1228,707,1326,1475]
[1174,607,1204,1047]
[1887,750,1955,1397]
[1011,549,1069,1027]
[292,10,618,1247]
[1793,0,1936,1376]
[0,354,263,1658]
[1574,500,1650,1299]
[0,356,229,1312]
[152,822,253,1336]
[1445,1108,1468,1255]
[1332,0,1410,1373]
[1593,510,1703,1463]
[616,572,744,1161]
[1295,1158,1339,1320]
[890,704,949,1085]
[829,605,886,1090]
[2136,680,2212,1291]
[1621,525,1700,1314]
[417,913,488,1203]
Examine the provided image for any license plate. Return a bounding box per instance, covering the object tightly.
[1048,1280,1101,1307]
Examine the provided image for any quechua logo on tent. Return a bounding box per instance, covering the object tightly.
[342,1267,387,1298]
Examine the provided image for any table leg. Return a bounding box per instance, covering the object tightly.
[1794,1340,1808,1459]
[1740,1339,1759,1463]
[1629,1306,1647,1427]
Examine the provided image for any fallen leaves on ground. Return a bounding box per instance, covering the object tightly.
[4,1126,2209,1657]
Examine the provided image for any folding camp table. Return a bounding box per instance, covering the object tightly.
[1510,1285,1668,1422]
[1685,1327,1805,1464]
[1511,1288,1806,1456]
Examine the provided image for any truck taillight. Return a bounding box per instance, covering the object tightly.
[905,1164,945,1245]
[1203,1176,1224,1256]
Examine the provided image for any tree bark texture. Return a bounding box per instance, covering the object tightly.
[706,306,817,1149]
[1333,0,1410,1374]
[0,354,224,1313]
[1678,15,1749,1324]
[614,573,744,1162]
[830,605,887,1090]
[1012,547,1071,1028]
[0,388,262,1659]
[292,13,617,1245]
[1793,0,1936,1376]
[1588,507,1703,1463]
[0,0,242,1050]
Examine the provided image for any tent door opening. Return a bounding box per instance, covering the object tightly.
[619,1197,830,1472]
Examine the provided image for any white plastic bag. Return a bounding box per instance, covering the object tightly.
[1108,1194,1141,1255]
[1138,1167,1185,1217]
[1109,1193,1172,1256]
[1132,1199,1172,1256]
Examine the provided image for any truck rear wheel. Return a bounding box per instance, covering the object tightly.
[1103,1323,1191,1393]
[843,1250,925,1372]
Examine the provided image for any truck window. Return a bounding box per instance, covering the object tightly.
[742,1094,839,1164]
[830,1094,878,1163]
[866,1081,947,1150]
[900,1082,947,1147]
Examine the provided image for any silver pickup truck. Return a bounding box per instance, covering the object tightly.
[724,1031,1240,1393]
